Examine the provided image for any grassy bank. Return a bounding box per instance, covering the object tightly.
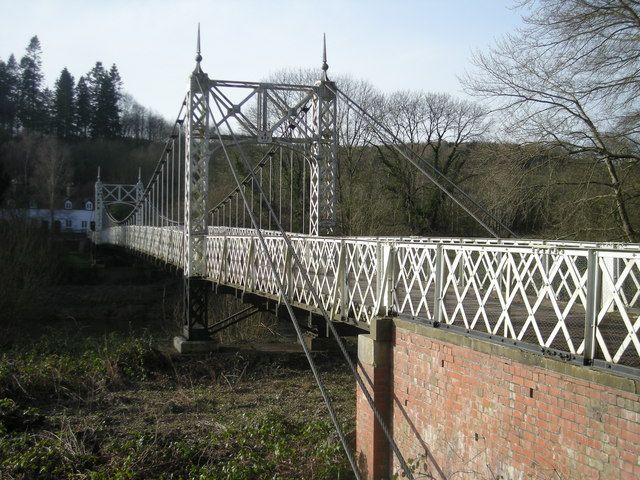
[0,335,354,479]
[0,241,356,479]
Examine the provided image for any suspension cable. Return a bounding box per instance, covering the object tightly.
[206,85,415,480]
[204,86,365,480]
[328,84,515,239]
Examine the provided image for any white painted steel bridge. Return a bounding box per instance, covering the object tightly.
[100,225,640,369]
[92,32,640,373]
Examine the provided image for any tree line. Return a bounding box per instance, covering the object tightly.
[0,35,168,141]
[256,0,640,242]
[2,1,639,243]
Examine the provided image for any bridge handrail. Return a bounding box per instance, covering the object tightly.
[207,226,640,252]
[101,225,640,371]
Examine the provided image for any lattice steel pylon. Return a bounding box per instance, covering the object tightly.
[310,34,338,235]
[182,25,211,339]
[205,37,338,236]
[135,168,144,226]
[93,167,142,244]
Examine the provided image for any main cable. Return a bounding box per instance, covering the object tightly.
[204,84,364,480]
[207,86,415,479]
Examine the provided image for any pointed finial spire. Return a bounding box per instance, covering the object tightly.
[321,33,329,80]
[138,167,141,183]
[196,23,202,63]
[97,166,101,181]
[193,23,204,74]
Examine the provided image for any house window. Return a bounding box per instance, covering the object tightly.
[85,201,93,211]
[64,200,72,210]
[65,219,72,228]
[81,221,88,229]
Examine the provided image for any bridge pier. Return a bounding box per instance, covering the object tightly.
[175,279,217,353]
[182,277,210,339]
[356,317,393,479]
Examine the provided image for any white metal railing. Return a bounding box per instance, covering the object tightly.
[208,226,640,251]
[100,225,640,368]
[102,225,185,268]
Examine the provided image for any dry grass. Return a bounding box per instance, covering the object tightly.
[0,242,357,479]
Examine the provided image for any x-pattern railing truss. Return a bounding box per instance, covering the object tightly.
[208,80,318,143]
[100,184,139,205]
[101,225,640,369]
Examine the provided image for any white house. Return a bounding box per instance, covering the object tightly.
[22,198,95,233]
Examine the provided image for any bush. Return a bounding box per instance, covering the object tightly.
[0,333,163,405]
[0,217,65,335]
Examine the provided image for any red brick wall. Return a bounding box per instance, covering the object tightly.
[391,327,640,479]
[356,322,640,479]
[356,362,390,480]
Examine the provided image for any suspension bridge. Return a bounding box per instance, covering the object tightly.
[91,30,640,479]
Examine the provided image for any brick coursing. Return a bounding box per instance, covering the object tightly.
[356,325,640,479]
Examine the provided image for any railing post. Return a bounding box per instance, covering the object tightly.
[243,237,256,294]
[216,234,227,285]
[375,242,396,316]
[339,240,347,320]
[433,244,445,324]
[584,249,600,365]
[284,242,293,300]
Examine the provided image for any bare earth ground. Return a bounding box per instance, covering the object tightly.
[0,244,357,479]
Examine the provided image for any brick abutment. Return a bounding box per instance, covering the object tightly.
[356,318,640,479]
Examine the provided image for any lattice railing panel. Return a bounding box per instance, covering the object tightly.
[100,227,640,368]
[437,246,589,355]
[594,251,640,364]
[254,236,288,296]
[394,243,437,318]
[343,240,377,324]
[290,237,341,312]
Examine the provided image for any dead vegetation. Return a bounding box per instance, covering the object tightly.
[0,241,356,479]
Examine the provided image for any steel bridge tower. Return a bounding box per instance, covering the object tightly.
[93,167,144,245]
[182,27,211,340]
[181,28,338,340]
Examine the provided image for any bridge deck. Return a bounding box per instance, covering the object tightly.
[99,226,640,370]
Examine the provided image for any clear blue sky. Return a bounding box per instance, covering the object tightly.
[0,0,523,119]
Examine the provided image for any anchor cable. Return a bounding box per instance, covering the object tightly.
[206,82,416,479]
[204,86,364,480]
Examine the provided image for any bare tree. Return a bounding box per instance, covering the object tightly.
[464,0,640,241]
[379,91,490,234]
[33,135,72,227]
[120,93,146,139]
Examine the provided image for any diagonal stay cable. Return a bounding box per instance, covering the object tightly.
[208,146,277,216]
[206,85,415,479]
[203,83,365,480]
[328,83,516,239]
[118,96,188,225]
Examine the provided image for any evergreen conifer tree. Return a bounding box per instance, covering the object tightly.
[86,61,105,136]
[41,86,54,134]
[0,54,20,134]
[18,36,45,131]
[54,67,75,137]
[91,63,122,137]
[75,76,91,137]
